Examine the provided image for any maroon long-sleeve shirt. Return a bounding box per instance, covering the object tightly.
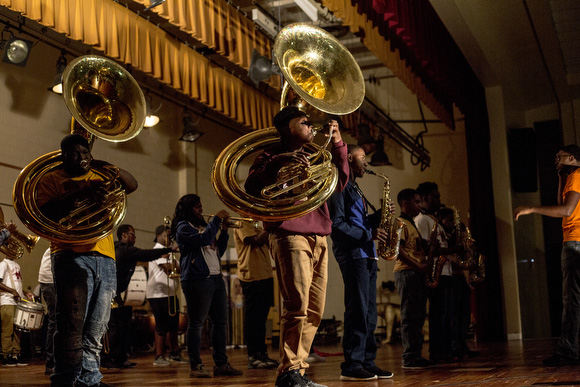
[245,140,349,235]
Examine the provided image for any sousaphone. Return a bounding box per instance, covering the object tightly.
[12,55,145,244]
[212,23,365,221]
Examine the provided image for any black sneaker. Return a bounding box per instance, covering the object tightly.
[275,370,307,387]
[302,374,327,387]
[340,368,378,381]
[258,352,279,368]
[213,362,243,376]
[248,356,269,369]
[401,358,433,370]
[3,356,17,367]
[15,355,28,366]
[543,354,577,367]
[364,365,393,379]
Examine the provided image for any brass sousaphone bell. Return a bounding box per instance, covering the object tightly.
[12,55,145,245]
[212,23,365,221]
[0,207,39,259]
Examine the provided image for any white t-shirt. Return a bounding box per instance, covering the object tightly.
[414,212,452,276]
[146,242,178,299]
[38,248,53,284]
[0,258,24,306]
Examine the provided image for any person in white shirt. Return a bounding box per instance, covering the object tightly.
[38,247,56,374]
[0,254,27,366]
[146,225,185,366]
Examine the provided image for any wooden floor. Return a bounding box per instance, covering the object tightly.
[3,339,580,387]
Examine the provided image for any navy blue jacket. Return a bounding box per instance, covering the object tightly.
[328,179,380,264]
[176,217,228,281]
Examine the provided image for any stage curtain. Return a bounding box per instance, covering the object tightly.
[1,0,279,130]
[323,0,454,129]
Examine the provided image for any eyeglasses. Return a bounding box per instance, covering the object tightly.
[555,153,572,161]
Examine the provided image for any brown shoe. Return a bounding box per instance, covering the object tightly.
[189,364,211,378]
[213,362,243,376]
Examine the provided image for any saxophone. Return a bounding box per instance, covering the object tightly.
[451,206,476,269]
[365,170,403,260]
[425,220,447,289]
[469,254,486,283]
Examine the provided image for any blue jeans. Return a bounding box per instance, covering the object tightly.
[338,258,377,372]
[50,251,116,387]
[40,282,57,369]
[395,269,428,364]
[240,278,274,357]
[557,241,580,359]
[181,275,229,367]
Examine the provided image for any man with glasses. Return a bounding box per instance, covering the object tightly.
[515,144,580,367]
[102,224,177,369]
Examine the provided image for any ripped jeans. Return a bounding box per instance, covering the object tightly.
[50,251,116,387]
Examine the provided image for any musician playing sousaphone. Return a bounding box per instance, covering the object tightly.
[245,107,349,387]
[35,133,137,386]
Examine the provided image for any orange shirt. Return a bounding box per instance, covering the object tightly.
[562,169,580,242]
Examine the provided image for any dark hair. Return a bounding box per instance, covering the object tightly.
[170,194,204,237]
[559,144,580,159]
[437,207,454,221]
[397,188,418,204]
[60,134,90,154]
[347,143,363,155]
[416,182,439,198]
[117,224,133,240]
[273,106,307,138]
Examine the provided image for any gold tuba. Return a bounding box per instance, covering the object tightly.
[12,55,145,244]
[211,23,365,221]
[365,170,403,260]
[0,207,39,259]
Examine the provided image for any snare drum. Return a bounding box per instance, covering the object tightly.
[123,265,147,307]
[14,301,45,331]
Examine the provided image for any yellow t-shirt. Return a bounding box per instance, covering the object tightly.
[35,168,116,259]
[233,222,273,282]
[394,217,426,272]
[562,169,580,242]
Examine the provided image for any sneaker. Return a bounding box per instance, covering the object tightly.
[302,374,327,387]
[543,354,577,367]
[364,365,393,379]
[305,352,325,363]
[153,355,170,366]
[340,368,378,381]
[3,356,17,367]
[189,364,211,378]
[213,362,243,376]
[120,360,136,368]
[248,356,270,369]
[401,358,434,370]
[45,366,55,375]
[275,370,307,387]
[168,352,188,363]
[258,352,279,368]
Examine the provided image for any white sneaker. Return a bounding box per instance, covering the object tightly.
[153,355,170,366]
[305,352,326,363]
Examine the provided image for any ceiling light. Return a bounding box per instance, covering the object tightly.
[248,49,279,85]
[179,115,204,142]
[144,93,161,128]
[48,52,67,94]
[1,36,33,67]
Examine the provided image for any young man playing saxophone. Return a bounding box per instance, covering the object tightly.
[328,143,393,381]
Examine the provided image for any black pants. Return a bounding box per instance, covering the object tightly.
[240,278,274,356]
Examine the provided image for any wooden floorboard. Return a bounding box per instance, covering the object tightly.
[3,339,580,386]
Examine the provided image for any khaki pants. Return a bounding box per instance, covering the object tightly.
[269,233,328,374]
[1,304,20,356]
